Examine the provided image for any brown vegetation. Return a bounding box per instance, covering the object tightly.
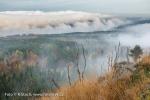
[0,50,39,72]
[41,56,150,100]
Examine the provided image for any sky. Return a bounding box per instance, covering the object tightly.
[0,0,150,15]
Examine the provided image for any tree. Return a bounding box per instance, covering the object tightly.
[129,45,143,62]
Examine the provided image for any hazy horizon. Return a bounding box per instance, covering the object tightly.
[0,0,150,15]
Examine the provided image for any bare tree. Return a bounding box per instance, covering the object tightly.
[126,47,130,63]
[51,78,60,89]
[81,44,86,80]
[107,55,113,71]
[75,43,82,82]
[74,43,87,81]
[114,42,121,63]
[48,69,60,90]
[67,64,72,86]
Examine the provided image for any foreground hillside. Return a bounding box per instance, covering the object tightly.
[41,55,150,100]
[0,44,150,100]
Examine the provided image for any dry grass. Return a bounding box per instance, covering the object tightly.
[41,56,150,100]
[41,80,101,100]
[41,73,133,100]
[140,56,150,65]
